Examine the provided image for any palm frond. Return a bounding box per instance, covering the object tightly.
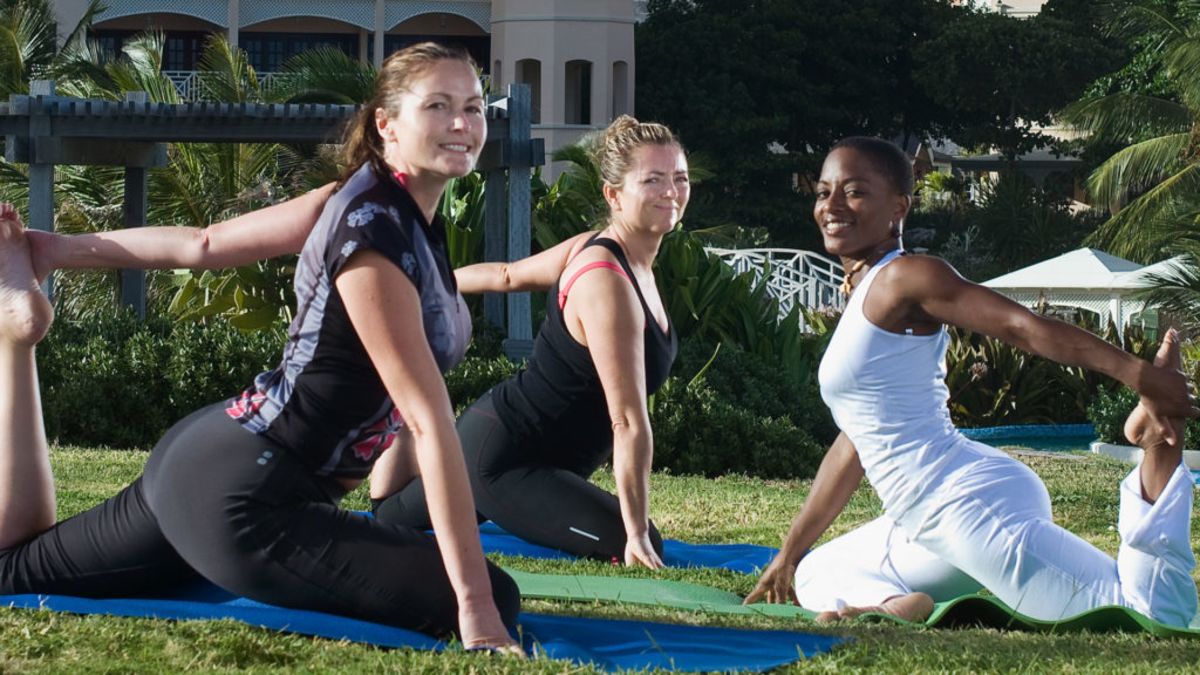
[53,36,116,95]
[1163,30,1200,109]
[195,34,261,103]
[1105,1,1188,45]
[0,161,27,207]
[103,32,181,103]
[272,48,375,104]
[1060,93,1191,142]
[0,0,57,95]
[1086,132,1190,205]
[1133,254,1200,330]
[1085,162,1200,260]
[56,0,104,54]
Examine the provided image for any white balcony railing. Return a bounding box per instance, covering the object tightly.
[705,247,845,328]
[163,71,292,100]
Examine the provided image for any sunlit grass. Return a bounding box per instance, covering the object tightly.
[1,446,1196,672]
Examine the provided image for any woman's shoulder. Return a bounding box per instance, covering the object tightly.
[875,253,969,299]
[880,252,962,279]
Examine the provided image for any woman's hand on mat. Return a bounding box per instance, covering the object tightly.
[745,557,798,605]
[459,605,522,655]
[625,534,665,570]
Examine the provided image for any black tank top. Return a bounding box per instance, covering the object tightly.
[491,237,677,456]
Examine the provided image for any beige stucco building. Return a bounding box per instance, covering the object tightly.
[986,0,1047,18]
[49,0,642,160]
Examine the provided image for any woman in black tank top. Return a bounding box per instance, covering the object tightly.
[374,115,687,568]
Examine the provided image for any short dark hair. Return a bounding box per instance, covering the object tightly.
[829,137,914,196]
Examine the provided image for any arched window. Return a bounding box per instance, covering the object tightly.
[515,58,542,124]
[565,59,592,125]
[612,60,629,118]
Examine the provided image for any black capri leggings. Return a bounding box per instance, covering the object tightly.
[0,403,519,638]
[374,392,664,561]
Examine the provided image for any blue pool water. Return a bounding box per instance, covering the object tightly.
[960,423,1096,452]
[959,424,1200,486]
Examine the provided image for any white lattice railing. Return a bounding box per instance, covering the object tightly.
[163,71,292,100]
[705,248,846,324]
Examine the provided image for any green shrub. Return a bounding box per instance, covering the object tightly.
[1086,385,1138,445]
[37,311,278,449]
[443,354,522,414]
[672,337,837,445]
[649,376,825,479]
[645,338,833,479]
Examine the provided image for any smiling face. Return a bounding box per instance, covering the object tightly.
[813,147,910,259]
[606,143,690,235]
[376,58,486,180]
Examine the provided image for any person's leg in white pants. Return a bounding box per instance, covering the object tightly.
[912,452,1197,627]
[794,513,982,612]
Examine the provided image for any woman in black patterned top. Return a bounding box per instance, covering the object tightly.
[0,43,520,651]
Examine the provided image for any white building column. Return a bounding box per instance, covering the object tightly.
[373,0,385,68]
[227,0,239,47]
[490,1,635,177]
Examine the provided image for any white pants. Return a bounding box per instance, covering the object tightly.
[795,450,1198,627]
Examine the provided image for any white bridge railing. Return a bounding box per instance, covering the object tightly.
[705,248,845,323]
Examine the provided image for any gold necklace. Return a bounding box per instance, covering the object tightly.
[839,258,868,296]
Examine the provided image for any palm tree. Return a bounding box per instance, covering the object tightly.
[1062,1,1200,263]
[46,32,310,325]
[0,0,102,98]
[0,0,104,208]
[1060,2,1200,330]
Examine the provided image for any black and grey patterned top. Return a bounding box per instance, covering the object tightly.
[226,163,471,478]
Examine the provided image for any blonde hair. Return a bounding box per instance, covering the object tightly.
[593,114,681,189]
[338,42,477,183]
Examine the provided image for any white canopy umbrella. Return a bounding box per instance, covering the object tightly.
[982,248,1172,340]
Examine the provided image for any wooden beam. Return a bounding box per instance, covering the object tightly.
[503,84,535,359]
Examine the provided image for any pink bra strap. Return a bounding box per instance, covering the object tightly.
[558,261,630,310]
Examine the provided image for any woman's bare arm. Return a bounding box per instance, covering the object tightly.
[336,249,515,651]
[744,433,864,604]
[28,183,334,275]
[886,256,1197,426]
[563,252,662,569]
[455,231,592,294]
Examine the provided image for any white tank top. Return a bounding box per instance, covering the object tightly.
[818,250,987,521]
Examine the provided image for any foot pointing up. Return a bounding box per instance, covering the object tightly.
[0,203,53,346]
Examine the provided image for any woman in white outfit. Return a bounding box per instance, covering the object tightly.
[746,137,1199,627]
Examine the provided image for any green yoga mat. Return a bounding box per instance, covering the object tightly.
[508,569,1200,638]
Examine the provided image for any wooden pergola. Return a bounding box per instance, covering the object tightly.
[1,81,543,357]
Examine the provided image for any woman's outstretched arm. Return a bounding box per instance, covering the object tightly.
[335,249,516,652]
[886,255,1198,432]
[455,231,592,294]
[744,433,864,605]
[27,183,335,277]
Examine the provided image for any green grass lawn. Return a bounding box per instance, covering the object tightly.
[2,447,1198,673]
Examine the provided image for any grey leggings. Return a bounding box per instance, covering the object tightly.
[0,402,520,638]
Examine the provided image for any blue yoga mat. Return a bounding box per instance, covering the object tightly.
[479,522,778,574]
[0,581,842,672]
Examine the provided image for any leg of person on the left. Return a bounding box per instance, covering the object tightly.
[0,204,198,596]
[144,403,520,637]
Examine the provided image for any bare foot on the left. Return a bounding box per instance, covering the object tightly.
[813,591,934,624]
[0,203,54,346]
